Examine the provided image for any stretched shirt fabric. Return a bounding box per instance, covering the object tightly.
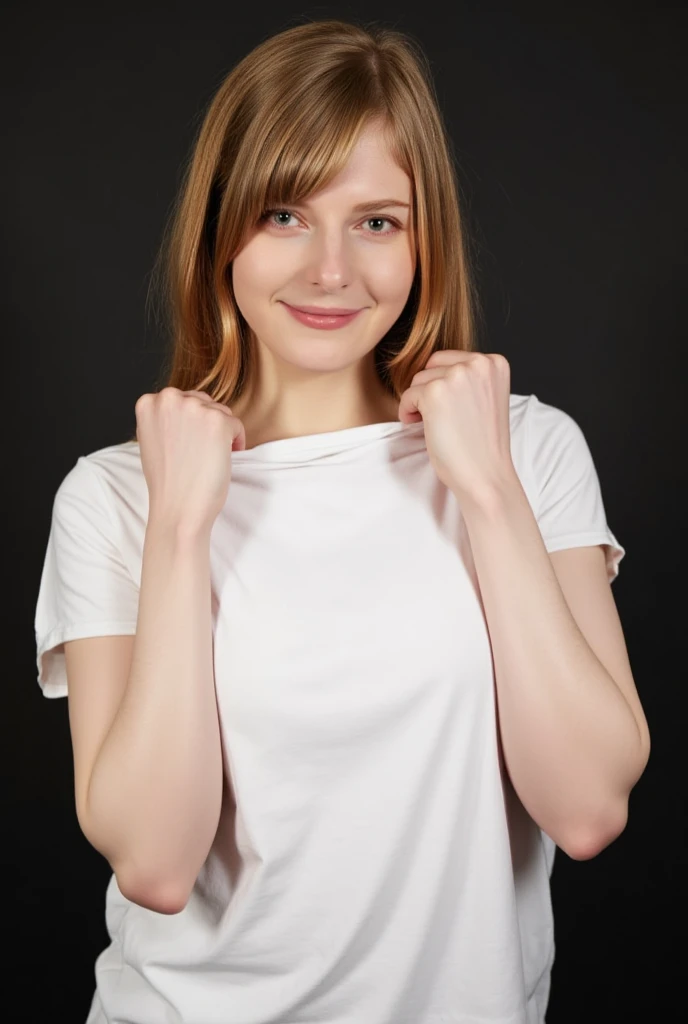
[34,392,625,1024]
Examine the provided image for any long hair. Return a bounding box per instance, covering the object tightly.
[128,19,483,440]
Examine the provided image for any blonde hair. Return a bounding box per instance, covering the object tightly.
[130,18,482,440]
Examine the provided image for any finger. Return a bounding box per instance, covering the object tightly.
[181,391,235,416]
[232,420,247,450]
[424,349,474,367]
[397,383,424,423]
[180,390,216,401]
[180,390,245,444]
[410,367,449,386]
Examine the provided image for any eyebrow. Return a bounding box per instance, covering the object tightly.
[293,198,411,213]
[351,199,410,213]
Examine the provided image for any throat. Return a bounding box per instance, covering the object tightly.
[238,399,400,451]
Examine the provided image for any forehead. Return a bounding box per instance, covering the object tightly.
[302,130,412,208]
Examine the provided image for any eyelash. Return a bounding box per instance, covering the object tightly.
[259,208,401,236]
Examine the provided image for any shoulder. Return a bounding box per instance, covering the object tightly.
[79,440,142,485]
[54,442,146,527]
[509,392,591,468]
[521,395,596,481]
[507,392,598,511]
[509,392,580,438]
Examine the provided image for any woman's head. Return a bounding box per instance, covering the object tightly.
[229,118,417,425]
[147,19,481,424]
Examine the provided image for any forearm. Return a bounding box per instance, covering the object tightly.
[458,474,645,856]
[86,520,223,905]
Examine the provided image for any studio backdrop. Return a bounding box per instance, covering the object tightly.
[5,3,684,1022]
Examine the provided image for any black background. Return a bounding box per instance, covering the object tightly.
[5,2,685,1021]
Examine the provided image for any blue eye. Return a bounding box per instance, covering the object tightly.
[366,217,394,233]
[262,210,296,228]
[259,209,400,236]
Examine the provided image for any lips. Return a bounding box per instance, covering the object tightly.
[281,302,364,331]
[286,304,362,315]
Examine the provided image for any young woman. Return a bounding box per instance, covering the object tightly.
[34,18,650,1024]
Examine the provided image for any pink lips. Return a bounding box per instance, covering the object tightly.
[281,302,363,330]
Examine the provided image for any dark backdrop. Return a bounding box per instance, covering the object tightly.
[4,2,685,1021]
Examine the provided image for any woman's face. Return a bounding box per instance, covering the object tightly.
[231,123,416,380]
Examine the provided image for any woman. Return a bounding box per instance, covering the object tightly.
[34,18,650,1024]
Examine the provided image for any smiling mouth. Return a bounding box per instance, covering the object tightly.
[284,303,363,315]
[281,302,364,330]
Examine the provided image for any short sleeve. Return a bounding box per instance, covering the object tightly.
[34,456,140,698]
[527,394,626,584]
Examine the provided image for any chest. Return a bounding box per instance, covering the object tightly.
[208,494,495,757]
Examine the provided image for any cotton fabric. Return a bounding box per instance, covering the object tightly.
[35,392,625,1024]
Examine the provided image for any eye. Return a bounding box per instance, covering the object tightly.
[259,209,298,229]
[364,216,399,235]
[258,209,401,236]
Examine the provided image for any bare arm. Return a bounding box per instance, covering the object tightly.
[72,519,222,913]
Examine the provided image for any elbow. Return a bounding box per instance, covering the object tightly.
[116,867,191,915]
[562,801,629,862]
[566,736,650,861]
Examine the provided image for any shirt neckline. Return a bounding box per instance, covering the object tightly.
[230,419,421,463]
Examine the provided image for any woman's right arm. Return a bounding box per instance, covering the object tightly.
[65,517,222,916]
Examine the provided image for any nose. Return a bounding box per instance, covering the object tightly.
[304,227,354,290]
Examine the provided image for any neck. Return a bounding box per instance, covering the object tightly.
[233,391,399,451]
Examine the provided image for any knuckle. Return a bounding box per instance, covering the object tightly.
[426,376,446,396]
[160,386,182,401]
[135,393,152,413]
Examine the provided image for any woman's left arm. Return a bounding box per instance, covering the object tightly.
[459,475,651,862]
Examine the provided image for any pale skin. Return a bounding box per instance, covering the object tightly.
[464,490,649,859]
[398,349,650,858]
[230,121,412,444]
[231,120,650,861]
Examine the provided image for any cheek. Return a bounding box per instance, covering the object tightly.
[232,238,285,303]
[367,246,416,305]
[232,248,262,301]
[231,253,267,335]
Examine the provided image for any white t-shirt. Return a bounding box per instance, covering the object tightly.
[34,392,625,1024]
